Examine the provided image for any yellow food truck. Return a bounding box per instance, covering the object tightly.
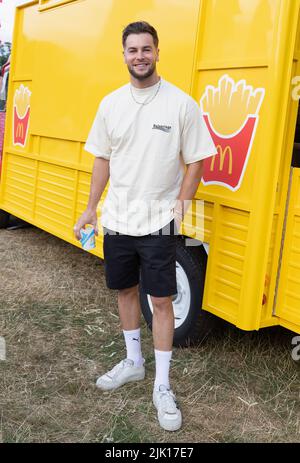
[1,0,300,346]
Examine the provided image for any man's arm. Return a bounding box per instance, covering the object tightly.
[73,157,110,240]
[174,160,203,228]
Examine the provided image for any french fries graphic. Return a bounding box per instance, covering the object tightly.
[13,84,31,147]
[200,75,265,190]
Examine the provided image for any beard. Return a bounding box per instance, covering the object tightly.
[127,62,156,81]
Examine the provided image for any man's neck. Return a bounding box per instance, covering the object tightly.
[130,73,160,89]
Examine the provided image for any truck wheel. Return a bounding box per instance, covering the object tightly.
[139,238,221,346]
[0,210,9,229]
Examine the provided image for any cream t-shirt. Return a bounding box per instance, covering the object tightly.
[84,78,217,236]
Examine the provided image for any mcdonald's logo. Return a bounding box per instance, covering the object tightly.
[16,122,24,139]
[13,104,30,147]
[210,145,233,175]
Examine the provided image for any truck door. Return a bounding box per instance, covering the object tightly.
[275,164,300,332]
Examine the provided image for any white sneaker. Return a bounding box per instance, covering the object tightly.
[96,359,145,391]
[153,385,182,431]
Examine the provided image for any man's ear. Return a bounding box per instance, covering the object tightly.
[123,50,126,63]
[156,48,160,62]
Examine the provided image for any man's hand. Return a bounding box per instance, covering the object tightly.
[73,157,109,241]
[73,209,99,241]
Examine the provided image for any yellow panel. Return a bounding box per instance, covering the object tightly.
[203,201,214,243]
[38,0,77,11]
[276,169,300,327]
[181,198,206,242]
[76,171,107,222]
[2,0,201,262]
[196,0,300,331]
[39,137,80,165]
[35,162,76,232]
[278,318,300,334]
[1,154,36,217]
[259,215,278,325]
[79,143,94,171]
[203,206,249,323]
[11,3,38,78]
[198,0,279,67]
[30,0,200,141]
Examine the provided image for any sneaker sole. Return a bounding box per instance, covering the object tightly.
[96,371,145,391]
[153,397,182,432]
[157,418,182,432]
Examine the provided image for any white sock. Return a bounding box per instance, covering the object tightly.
[154,349,172,391]
[123,328,143,367]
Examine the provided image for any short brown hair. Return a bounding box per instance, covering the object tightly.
[122,21,159,48]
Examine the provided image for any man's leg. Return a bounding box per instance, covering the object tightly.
[150,295,174,391]
[95,285,145,390]
[118,284,141,331]
[150,295,182,431]
[137,218,181,431]
[96,231,145,390]
[118,285,144,367]
[138,222,177,391]
[151,295,174,351]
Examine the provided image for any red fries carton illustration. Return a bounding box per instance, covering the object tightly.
[200,75,265,191]
[13,85,31,147]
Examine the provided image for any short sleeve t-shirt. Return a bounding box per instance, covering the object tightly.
[84,78,217,236]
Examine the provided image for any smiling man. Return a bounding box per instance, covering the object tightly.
[74,21,216,432]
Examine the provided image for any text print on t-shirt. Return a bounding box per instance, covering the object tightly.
[152,124,172,133]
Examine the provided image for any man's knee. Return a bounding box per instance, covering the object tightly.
[118,284,139,298]
[150,295,173,312]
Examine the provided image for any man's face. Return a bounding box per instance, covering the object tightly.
[123,33,159,81]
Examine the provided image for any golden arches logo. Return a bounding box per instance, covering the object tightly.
[16,122,24,139]
[210,145,233,175]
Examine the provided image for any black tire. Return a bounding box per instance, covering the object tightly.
[139,237,221,347]
[0,209,9,229]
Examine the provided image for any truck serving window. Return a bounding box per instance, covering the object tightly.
[38,0,78,11]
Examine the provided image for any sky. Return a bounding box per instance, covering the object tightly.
[0,0,28,43]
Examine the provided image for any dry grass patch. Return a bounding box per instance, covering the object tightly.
[0,226,300,442]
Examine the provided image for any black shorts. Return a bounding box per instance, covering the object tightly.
[103,220,178,297]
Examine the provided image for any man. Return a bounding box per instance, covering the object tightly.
[74,21,216,432]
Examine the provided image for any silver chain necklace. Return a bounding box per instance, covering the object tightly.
[130,78,161,106]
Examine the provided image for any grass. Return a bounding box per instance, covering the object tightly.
[0,224,300,442]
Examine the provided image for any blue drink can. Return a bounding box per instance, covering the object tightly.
[80,224,96,250]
